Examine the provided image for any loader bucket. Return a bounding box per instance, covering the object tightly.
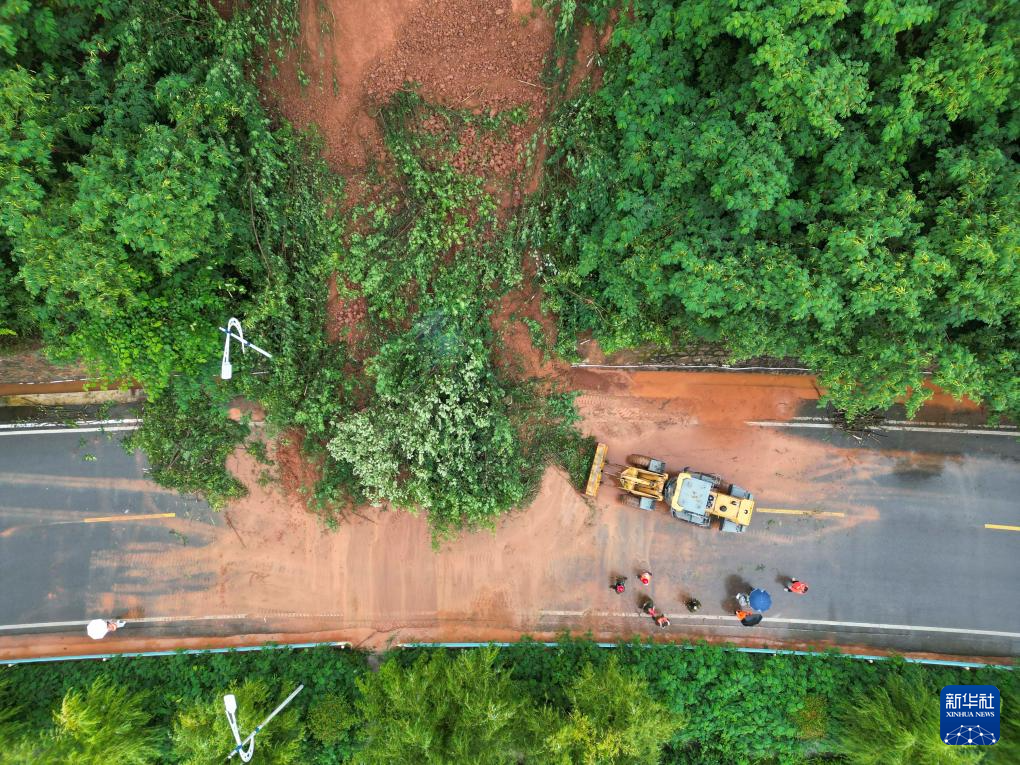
[585,442,608,497]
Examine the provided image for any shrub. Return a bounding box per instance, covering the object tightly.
[123,383,248,509]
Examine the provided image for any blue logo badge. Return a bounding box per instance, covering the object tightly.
[941,685,999,745]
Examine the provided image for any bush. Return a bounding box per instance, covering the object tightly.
[328,325,532,543]
[307,692,360,746]
[123,383,248,509]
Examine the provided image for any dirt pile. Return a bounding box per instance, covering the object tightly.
[268,0,552,172]
[325,274,369,347]
[364,0,551,112]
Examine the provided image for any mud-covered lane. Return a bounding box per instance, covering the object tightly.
[1,372,1017,660]
[0,422,214,626]
[564,371,1020,656]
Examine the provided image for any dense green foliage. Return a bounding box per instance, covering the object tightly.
[173,679,304,765]
[0,678,161,765]
[123,382,249,509]
[355,647,537,764]
[0,0,304,394]
[328,328,532,541]
[535,0,1020,421]
[0,244,37,348]
[0,645,364,765]
[0,0,350,505]
[545,658,683,764]
[835,674,980,764]
[1,640,1014,764]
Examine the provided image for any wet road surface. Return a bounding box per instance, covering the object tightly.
[0,375,1017,659]
[0,416,214,626]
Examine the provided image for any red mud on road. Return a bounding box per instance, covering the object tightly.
[7,371,951,653]
[1,371,1008,661]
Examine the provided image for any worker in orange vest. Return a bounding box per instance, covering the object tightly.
[785,579,809,595]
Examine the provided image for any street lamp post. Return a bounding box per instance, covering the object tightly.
[220,317,272,380]
[223,694,254,763]
[224,684,304,761]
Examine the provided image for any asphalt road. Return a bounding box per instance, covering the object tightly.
[0,382,1018,660]
[0,414,214,626]
[632,419,1020,657]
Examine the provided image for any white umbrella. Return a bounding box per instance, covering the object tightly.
[86,619,109,640]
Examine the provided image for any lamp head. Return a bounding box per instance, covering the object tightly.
[221,359,233,380]
[224,694,237,714]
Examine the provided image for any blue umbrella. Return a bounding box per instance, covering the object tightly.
[749,588,772,612]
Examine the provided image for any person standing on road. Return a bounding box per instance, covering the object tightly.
[785,579,809,595]
[639,571,652,586]
[86,619,126,640]
[736,610,762,627]
[611,577,627,594]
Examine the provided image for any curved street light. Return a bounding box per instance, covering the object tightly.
[220,317,273,380]
[224,684,304,761]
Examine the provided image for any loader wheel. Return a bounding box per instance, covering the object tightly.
[628,454,653,469]
[619,494,643,509]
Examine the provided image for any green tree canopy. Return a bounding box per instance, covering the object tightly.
[835,673,981,764]
[0,0,296,394]
[172,679,304,765]
[0,677,160,765]
[328,321,532,543]
[545,658,684,765]
[354,647,540,764]
[538,0,1020,421]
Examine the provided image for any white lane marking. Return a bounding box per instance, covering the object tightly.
[748,421,1019,437]
[0,611,410,632]
[789,416,1017,430]
[0,419,141,430]
[0,614,251,631]
[0,426,140,436]
[539,610,1020,639]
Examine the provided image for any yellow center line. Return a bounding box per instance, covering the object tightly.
[757,508,846,518]
[984,524,1020,532]
[82,513,176,524]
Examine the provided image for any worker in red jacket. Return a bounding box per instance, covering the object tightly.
[785,578,809,595]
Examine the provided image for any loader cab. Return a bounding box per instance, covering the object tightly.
[665,471,755,533]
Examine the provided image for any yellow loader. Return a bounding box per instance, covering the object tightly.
[584,442,755,533]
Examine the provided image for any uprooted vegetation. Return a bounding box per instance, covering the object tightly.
[320,91,592,542]
[0,0,589,540]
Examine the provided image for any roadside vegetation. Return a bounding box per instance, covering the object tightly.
[532,0,1019,423]
[0,0,591,541]
[0,639,1014,764]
